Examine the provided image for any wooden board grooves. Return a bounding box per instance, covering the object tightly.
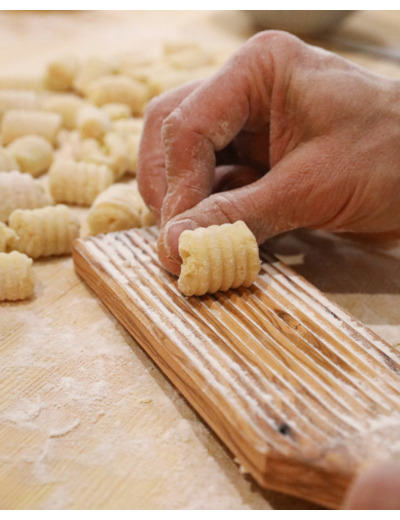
[119,231,346,445]
[73,227,400,508]
[257,261,400,398]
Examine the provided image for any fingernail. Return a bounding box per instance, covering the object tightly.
[163,219,197,261]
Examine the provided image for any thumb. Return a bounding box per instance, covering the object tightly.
[158,150,340,275]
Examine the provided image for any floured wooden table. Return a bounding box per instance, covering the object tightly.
[1,10,400,510]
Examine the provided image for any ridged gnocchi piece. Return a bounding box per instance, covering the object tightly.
[115,51,158,75]
[73,56,115,94]
[8,205,80,259]
[165,47,212,70]
[111,118,143,136]
[178,221,260,296]
[162,40,202,55]
[121,60,171,88]
[105,130,140,174]
[0,74,42,91]
[49,159,113,206]
[43,56,77,91]
[1,110,62,145]
[148,66,216,97]
[77,137,106,163]
[103,132,130,179]
[0,222,19,252]
[42,94,86,130]
[0,89,40,120]
[85,75,148,115]
[0,147,19,171]
[54,129,82,161]
[7,135,53,177]
[87,181,155,235]
[77,105,110,139]
[101,103,131,121]
[126,133,141,173]
[0,89,39,120]
[0,171,53,222]
[0,251,35,301]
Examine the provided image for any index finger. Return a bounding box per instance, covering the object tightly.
[160,30,286,225]
[137,80,202,220]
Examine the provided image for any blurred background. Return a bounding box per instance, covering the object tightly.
[1,10,400,79]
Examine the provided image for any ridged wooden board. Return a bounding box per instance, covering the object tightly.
[73,227,400,508]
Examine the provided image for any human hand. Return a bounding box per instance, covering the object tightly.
[138,31,400,275]
[344,462,400,509]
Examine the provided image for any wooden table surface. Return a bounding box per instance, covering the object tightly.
[1,10,400,510]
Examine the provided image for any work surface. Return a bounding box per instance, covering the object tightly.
[1,10,400,510]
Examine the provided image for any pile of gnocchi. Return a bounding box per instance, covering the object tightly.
[0,42,225,301]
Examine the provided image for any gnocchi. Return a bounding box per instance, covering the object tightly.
[87,180,155,235]
[1,110,62,145]
[0,89,39,121]
[43,56,77,91]
[0,147,19,171]
[0,171,53,223]
[9,205,80,259]
[42,93,86,130]
[101,103,131,121]
[77,106,110,140]
[49,159,113,206]
[0,251,35,301]
[85,75,148,115]
[7,135,53,177]
[178,221,260,296]
[0,222,19,252]
[73,56,114,94]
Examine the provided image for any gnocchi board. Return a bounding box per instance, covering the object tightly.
[73,226,400,509]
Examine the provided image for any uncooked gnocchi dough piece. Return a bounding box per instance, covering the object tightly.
[1,110,62,145]
[85,75,148,115]
[0,74,42,91]
[0,89,40,121]
[49,159,113,206]
[162,40,204,56]
[103,132,130,179]
[111,118,143,136]
[42,93,86,130]
[54,130,83,161]
[101,103,131,121]
[7,135,53,177]
[8,205,80,259]
[43,56,77,91]
[87,180,155,235]
[0,171,53,222]
[178,221,260,296]
[147,66,216,97]
[77,105,111,139]
[77,137,107,163]
[0,147,19,171]
[121,61,172,88]
[125,133,141,174]
[0,222,19,252]
[163,42,213,70]
[73,56,115,94]
[0,251,35,301]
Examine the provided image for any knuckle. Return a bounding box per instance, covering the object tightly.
[209,192,237,222]
[247,29,302,57]
[162,107,183,141]
[249,29,297,47]
[143,94,167,121]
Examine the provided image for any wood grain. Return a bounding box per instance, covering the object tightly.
[73,227,400,508]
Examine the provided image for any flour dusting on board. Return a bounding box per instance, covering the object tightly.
[2,223,400,509]
[0,254,273,509]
